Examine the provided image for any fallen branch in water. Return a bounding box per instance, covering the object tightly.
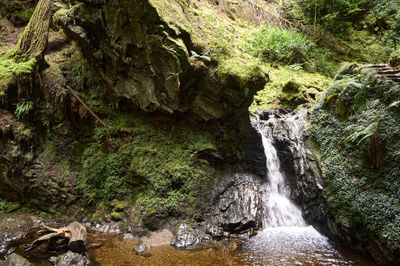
[25,222,87,254]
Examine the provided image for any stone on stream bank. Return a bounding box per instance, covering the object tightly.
[0,213,43,259]
[0,253,33,266]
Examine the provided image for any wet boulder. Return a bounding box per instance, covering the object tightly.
[0,253,33,266]
[49,251,90,266]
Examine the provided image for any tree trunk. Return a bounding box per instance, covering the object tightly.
[24,222,88,254]
[13,0,53,61]
[67,222,88,253]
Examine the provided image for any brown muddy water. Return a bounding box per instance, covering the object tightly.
[9,226,376,266]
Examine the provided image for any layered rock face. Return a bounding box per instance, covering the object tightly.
[55,0,266,121]
[173,172,268,248]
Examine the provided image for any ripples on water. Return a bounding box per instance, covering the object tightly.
[240,226,364,265]
[86,232,375,266]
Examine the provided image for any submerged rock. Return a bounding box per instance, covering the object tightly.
[49,251,90,266]
[171,223,209,249]
[134,229,173,253]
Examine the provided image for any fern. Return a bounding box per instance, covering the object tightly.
[389,100,400,109]
[41,116,50,127]
[14,101,33,119]
[344,121,379,146]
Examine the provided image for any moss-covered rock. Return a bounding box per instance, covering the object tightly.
[55,0,267,121]
[250,66,331,111]
[310,65,400,264]
[389,49,400,68]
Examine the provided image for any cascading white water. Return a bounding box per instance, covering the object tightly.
[260,123,306,227]
[242,111,353,265]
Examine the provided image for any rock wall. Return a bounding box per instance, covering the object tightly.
[0,0,267,232]
[55,0,266,122]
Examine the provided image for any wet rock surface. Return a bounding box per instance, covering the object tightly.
[172,172,268,248]
[0,213,42,260]
[49,251,90,266]
[0,253,33,266]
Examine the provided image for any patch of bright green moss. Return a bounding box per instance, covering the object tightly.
[250,65,332,111]
[390,49,400,68]
[0,56,36,95]
[217,57,265,88]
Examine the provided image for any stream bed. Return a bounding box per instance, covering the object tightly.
[86,233,376,266]
[6,227,375,266]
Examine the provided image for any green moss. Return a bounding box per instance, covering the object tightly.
[0,57,36,95]
[112,200,130,212]
[311,66,400,257]
[43,140,56,156]
[250,65,331,111]
[79,113,215,216]
[217,57,265,88]
[390,49,400,68]
[110,211,125,221]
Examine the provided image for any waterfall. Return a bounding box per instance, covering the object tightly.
[260,127,306,227]
[240,111,360,265]
[257,111,307,228]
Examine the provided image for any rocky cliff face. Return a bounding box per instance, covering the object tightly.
[0,0,267,238]
[55,0,266,122]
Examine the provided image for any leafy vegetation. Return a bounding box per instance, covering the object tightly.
[311,66,400,258]
[0,57,36,95]
[390,49,400,68]
[293,0,400,37]
[0,200,11,213]
[248,24,336,75]
[14,100,33,119]
[79,114,215,216]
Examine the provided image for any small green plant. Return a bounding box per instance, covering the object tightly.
[14,100,33,119]
[344,121,379,145]
[0,200,10,213]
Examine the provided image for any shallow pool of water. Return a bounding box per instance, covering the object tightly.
[10,226,376,265]
[88,231,375,266]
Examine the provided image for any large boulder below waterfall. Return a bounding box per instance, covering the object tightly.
[172,172,268,248]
